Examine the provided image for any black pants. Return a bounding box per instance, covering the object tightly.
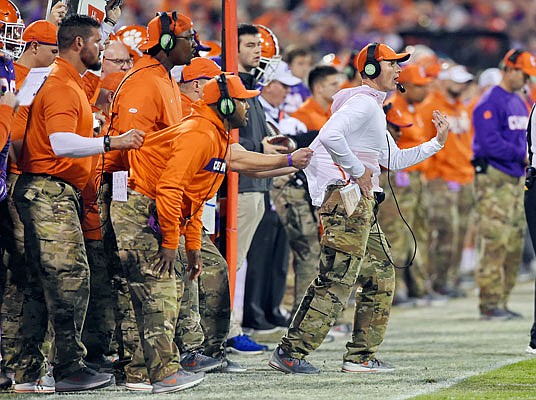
[524,183,536,346]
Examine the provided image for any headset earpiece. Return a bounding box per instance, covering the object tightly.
[364,42,381,79]
[216,74,236,118]
[158,12,176,53]
[508,49,524,65]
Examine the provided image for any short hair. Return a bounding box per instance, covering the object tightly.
[308,65,339,93]
[58,15,100,51]
[237,23,259,45]
[283,44,312,65]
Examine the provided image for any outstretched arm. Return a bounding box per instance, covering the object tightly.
[228,142,312,173]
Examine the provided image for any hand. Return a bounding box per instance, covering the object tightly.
[111,129,145,150]
[48,1,67,26]
[186,249,203,281]
[0,91,18,110]
[262,136,288,154]
[289,148,313,169]
[105,0,122,24]
[356,167,373,199]
[432,110,449,146]
[149,246,177,278]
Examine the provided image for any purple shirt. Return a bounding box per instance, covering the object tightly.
[472,85,528,178]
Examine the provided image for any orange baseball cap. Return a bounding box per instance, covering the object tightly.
[101,71,126,91]
[181,57,221,82]
[139,12,193,51]
[384,103,412,128]
[203,75,259,105]
[22,20,57,46]
[503,49,536,76]
[398,64,432,85]
[356,43,410,73]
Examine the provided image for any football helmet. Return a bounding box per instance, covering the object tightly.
[114,25,146,61]
[254,24,281,86]
[0,0,25,59]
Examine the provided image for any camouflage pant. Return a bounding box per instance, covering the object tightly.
[14,174,88,382]
[98,179,138,360]
[110,190,181,383]
[280,187,393,362]
[378,171,429,298]
[424,179,461,292]
[474,166,525,312]
[272,178,320,315]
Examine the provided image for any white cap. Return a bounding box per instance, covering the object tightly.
[269,61,301,86]
[478,68,502,88]
[438,65,474,83]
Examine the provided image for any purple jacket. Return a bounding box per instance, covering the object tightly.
[472,85,528,178]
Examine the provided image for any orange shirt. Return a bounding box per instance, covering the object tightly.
[156,101,231,251]
[181,92,193,118]
[0,104,15,150]
[291,97,331,131]
[18,57,94,190]
[389,93,432,173]
[418,90,474,184]
[81,153,102,241]
[105,55,182,173]
[9,63,31,174]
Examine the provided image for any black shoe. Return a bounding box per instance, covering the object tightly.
[268,346,320,374]
[180,351,223,373]
[0,372,12,390]
[55,367,114,393]
[505,308,523,319]
[480,308,513,321]
[84,354,114,372]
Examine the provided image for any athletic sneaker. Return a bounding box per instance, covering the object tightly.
[217,358,247,373]
[341,358,395,373]
[505,308,523,319]
[14,373,55,393]
[226,334,268,355]
[125,380,152,391]
[55,367,114,393]
[526,345,536,355]
[180,351,223,373]
[268,346,320,374]
[480,308,512,321]
[151,370,204,394]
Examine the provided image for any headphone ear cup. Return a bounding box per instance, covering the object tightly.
[364,62,377,78]
[160,32,175,52]
[218,97,236,117]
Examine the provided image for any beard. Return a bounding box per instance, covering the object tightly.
[86,61,102,71]
[81,46,101,71]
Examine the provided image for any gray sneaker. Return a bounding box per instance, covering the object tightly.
[218,358,247,373]
[342,358,395,373]
[180,351,223,373]
[268,346,320,374]
[151,370,204,394]
[55,367,114,393]
[14,373,55,393]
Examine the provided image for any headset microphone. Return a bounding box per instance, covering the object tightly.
[396,82,406,93]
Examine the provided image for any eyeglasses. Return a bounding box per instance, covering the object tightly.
[104,58,133,66]
[176,34,196,42]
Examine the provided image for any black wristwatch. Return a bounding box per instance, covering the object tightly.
[103,135,112,152]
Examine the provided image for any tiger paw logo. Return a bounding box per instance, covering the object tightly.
[121,29,144,51]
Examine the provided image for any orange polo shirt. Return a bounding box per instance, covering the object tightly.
[104,55,182,173]
[181,92,194,118]
[0,104,15,150]
[389,93,432,173]
[291,97,331,131]
[9,63,31,175]
[18,57,94,190]
[418,90,474,184]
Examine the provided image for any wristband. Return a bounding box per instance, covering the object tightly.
[103,135,112,152]
[287,153,293,167]
[104,17,117,25]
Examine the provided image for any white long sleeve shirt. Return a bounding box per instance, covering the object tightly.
[305,85,443,206]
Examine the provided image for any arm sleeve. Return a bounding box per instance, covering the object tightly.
[156,131,213,250]
[379,133,443,171]
[0,104,15,150]
[49,132,105,158]
[318,102,368,178]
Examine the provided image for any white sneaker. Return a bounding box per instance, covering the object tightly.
[125,380,152,391]
[526,345,536,355]
[14,374,55,393]
[342,359,395,373]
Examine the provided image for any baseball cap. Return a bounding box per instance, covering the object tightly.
[22,20,57,46]
[139,12,193,51]
[181,57,221,82]
[438,65,474,83]
[478,68,502,88]
[269,61,301,86]
[203,75,260,105]
[502,49,536,76]
[398,64,432,85]
[384,103,412,128]
[356,43,410,73]
[101,71,126,91]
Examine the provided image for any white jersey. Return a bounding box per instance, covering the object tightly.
[305,85,443,206]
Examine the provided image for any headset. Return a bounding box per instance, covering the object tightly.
[363,42,381,79]
[158,11,177,54]
[215,73,236,118]
[507,49,524,65]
